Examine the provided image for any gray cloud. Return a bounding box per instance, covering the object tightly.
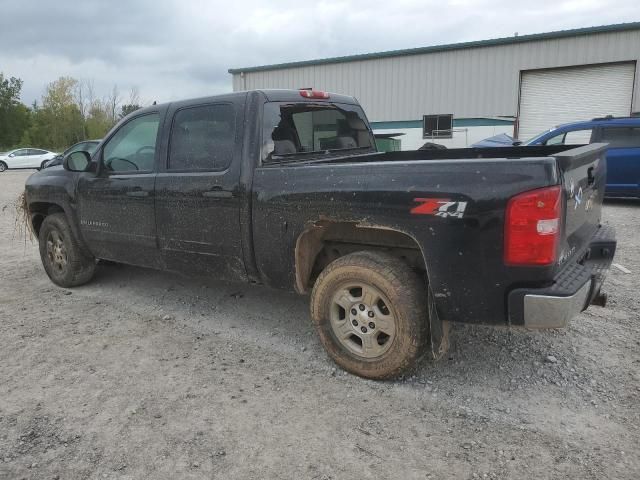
[1,0,638,106]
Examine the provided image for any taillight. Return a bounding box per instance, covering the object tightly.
[299,89,330,99]
[504,185,562,266]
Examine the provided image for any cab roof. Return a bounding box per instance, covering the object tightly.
[137,89,359,115]
[256,89,357,104]
[554,116,640,130]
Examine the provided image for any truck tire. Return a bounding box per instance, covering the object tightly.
[311,251,428,379]
[38,213,96,287]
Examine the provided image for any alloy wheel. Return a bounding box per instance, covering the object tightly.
[329,282,396,358]
[46,229,68,273]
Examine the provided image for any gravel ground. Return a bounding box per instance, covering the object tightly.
[0,169,638,480]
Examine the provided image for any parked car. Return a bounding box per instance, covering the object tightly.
[524,117,640,198]
[471,133,514,148]
[42,140,101,169]
[0,148,57,172]
[418,141,447,150]
[24,89,616,379]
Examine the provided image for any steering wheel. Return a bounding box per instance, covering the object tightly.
[104,157,139,171]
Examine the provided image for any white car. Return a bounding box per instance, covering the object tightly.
[0,148,58,172]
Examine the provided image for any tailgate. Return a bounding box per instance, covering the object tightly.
[554,143,608,267]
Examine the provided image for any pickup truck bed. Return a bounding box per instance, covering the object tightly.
[25,89,616,379]
[254,143,614,328]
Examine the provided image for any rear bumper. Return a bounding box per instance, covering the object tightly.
[522,280,593,328]
[508,224,616,328]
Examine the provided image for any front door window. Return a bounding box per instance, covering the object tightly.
[102,114,160,173]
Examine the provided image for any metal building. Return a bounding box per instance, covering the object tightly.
[229,22,640,150]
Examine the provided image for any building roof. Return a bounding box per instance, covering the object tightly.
[228,22,640,74]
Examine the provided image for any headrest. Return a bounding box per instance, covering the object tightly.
[272,125,296,142]
[335,136,357,149]
[274,139,297,154]
[347,116,367,130]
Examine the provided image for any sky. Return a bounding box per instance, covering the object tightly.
[1,0,638,106]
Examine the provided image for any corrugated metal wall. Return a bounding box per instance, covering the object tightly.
[231,30,640,122]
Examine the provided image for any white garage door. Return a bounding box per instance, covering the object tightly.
[518,62,635,142]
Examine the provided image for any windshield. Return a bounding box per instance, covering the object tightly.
[262,102,375,163]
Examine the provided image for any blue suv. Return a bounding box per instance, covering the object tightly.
[524,117,640,198]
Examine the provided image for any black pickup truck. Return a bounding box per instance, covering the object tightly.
[24,89,616,379]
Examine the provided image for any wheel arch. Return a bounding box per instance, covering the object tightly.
[28,201,93,258]
[294,220,429,294]
[29,202,65,237]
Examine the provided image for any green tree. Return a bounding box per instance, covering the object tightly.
[85,101,113,139]
[0,73,32,149]
[119,104,141,119]
[26,77,85,150]
[1,75,142,150]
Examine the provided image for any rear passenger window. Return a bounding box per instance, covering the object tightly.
[169,104,235,171]
[601,127,640,148]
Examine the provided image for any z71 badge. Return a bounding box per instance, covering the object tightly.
[411,198,468,218]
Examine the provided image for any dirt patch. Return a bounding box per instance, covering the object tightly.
[1,170,639,479]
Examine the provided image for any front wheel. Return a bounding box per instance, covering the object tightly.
[0,161,7,172]
[311,251,429,379]
[38,213,96,287]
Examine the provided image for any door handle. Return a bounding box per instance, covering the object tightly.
[202,189,233,198]
[126,190,149,197]
[587,167,595,186]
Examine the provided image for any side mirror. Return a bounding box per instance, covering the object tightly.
[9,153,15,158]
[63,151,91,172]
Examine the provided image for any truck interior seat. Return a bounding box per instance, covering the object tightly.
[347,115,371,147]
[334,136,358,149]
[272,125,298,154]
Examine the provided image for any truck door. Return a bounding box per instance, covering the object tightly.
[155,101,246,280]
[76,112,162,267]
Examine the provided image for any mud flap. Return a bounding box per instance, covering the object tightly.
[428,288,450,360]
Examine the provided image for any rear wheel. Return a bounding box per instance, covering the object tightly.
[311,251,429,379]
[39,160,49,170]
[0,161,7,172]
[38,213,96,287]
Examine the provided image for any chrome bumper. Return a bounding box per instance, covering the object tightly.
[523,280,592,329]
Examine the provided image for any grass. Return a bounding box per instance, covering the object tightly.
[14,190,35,243]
